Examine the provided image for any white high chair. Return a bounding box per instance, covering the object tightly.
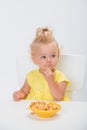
[56,54,86,100]
[16,54,86,100]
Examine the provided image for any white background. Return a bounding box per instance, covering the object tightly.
[0,0,87,101]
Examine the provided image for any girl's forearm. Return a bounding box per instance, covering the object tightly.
[47,80,66,100]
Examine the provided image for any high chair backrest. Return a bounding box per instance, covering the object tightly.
[57,54,86,91]
[16,54,86,100]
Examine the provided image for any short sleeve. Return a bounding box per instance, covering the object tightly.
[54,70,70,86]
[26,71,34,86]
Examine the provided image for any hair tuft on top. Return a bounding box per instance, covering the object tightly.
[34,27,55,43]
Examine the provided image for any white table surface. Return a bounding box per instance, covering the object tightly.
[0,100,87,130]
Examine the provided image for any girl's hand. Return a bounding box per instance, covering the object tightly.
[13,91,25,101]
[42,68,54,81]
[13,80,30,101]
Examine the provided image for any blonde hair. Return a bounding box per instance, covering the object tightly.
[30,27,60,56]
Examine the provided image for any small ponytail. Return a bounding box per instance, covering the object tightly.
[34,27,55,43]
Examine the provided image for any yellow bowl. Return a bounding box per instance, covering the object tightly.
[29,101,61,118]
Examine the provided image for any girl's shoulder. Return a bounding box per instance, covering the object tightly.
[27,69,39,76]
[54,70,64,75]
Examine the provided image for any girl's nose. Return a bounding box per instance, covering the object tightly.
[46,57,51,62]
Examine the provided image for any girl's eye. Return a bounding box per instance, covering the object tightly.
[40,56,46,59]
[51,54,56,58]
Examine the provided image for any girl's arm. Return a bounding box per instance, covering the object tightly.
[13,79,30,101]
[47,80,66,100]
[42,69,66,100]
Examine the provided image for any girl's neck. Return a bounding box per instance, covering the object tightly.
[39,68,56,73]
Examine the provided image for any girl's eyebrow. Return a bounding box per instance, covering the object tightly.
[39,53,46,56]
[50,52,57,55]
[39,52,56,55]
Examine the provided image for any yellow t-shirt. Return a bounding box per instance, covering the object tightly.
[26,69,70,101]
